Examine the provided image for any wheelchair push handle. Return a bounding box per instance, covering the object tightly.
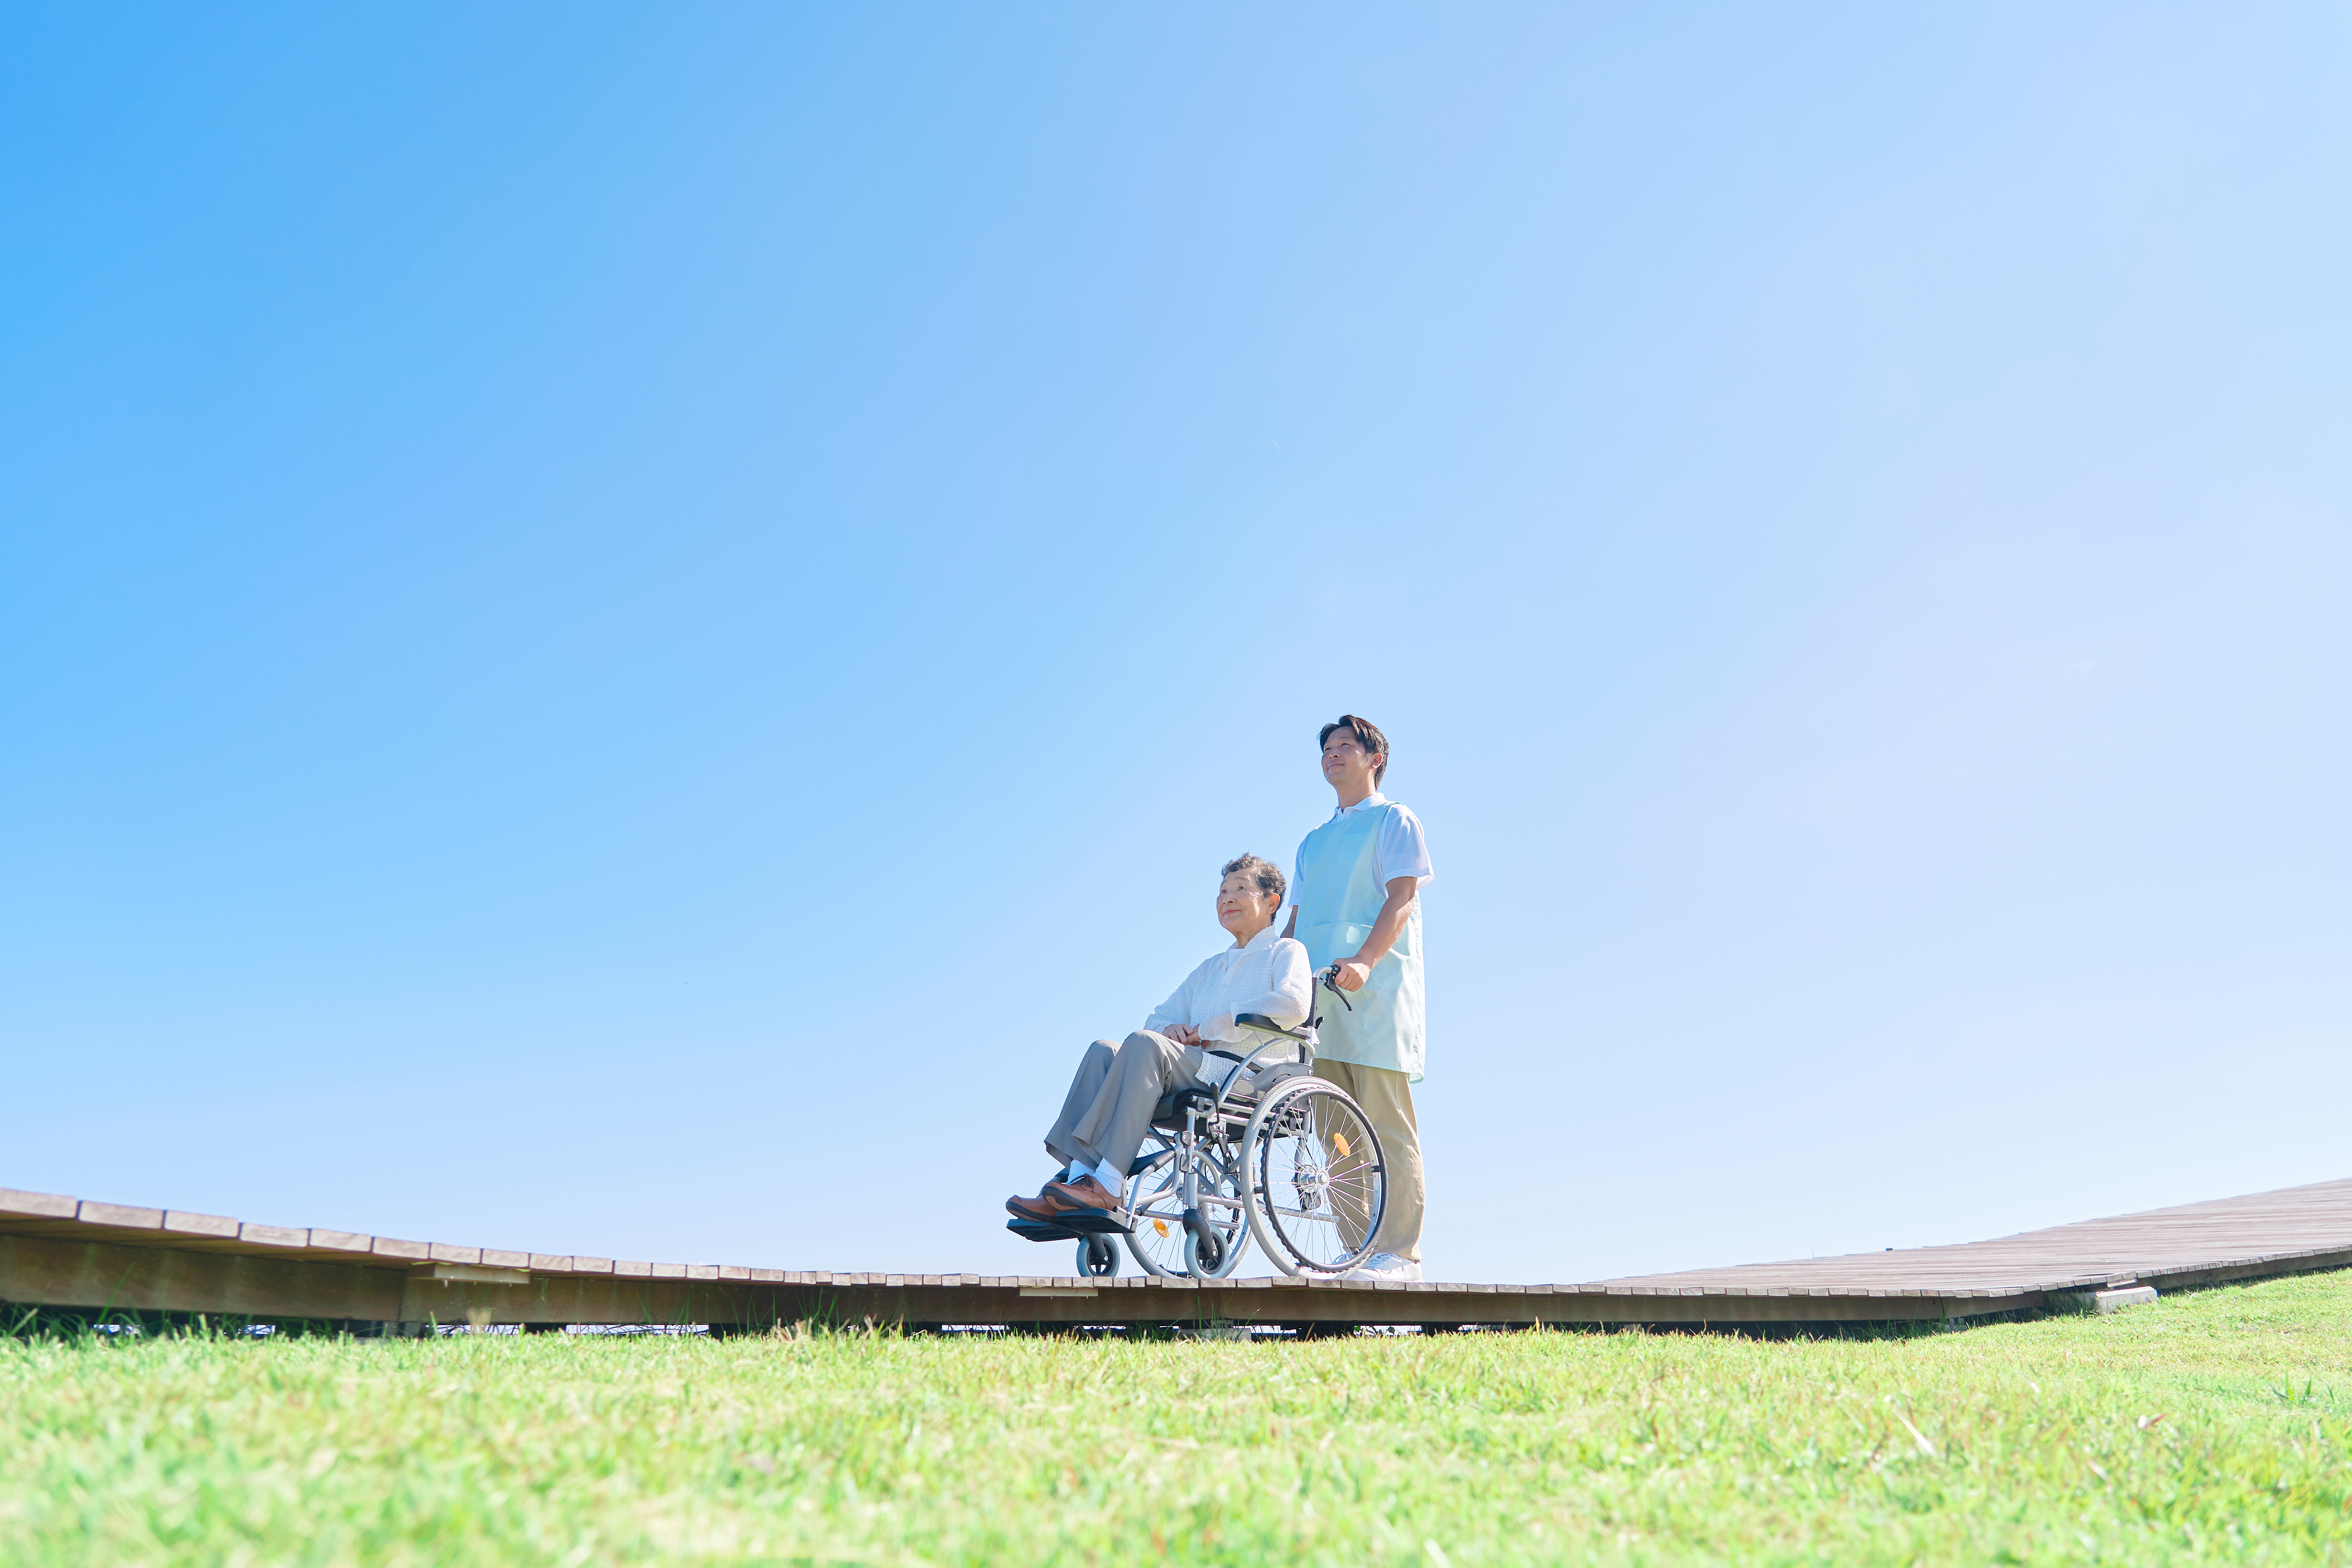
[1317,963,1355,1017]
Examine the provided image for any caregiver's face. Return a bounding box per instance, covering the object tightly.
[1321,730,1380,788]
[1217,871,1277,940]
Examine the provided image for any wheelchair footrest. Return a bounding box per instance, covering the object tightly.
[1005,1207,1130,1241]
[1002,1213,1129,1241]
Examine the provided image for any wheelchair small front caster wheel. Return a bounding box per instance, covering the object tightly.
[1184,1226,1244,1280]
[1077,1234,1121,1278]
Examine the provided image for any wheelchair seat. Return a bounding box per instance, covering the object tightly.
[1150,1088,1217,1127]
[1147,1054,1316,1129]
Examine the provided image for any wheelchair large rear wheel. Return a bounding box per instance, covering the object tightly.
[1240,1077,1387,1277]
[1122,1138,1248,1279]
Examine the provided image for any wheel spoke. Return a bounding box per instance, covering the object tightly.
[1246,1083,1387,1274]
[1124,1136,1248,1278]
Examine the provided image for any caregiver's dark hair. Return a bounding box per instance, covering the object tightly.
[1318,714,1390,786]
[1221,853,1287,908]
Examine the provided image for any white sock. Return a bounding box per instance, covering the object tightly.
[1090,1158,1124,1194]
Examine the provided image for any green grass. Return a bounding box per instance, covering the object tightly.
[7,1273,2352,1566]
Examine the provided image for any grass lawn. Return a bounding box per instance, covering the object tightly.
[6,1272,2352,1566]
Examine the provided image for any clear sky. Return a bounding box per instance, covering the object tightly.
[4,5,2347,1283]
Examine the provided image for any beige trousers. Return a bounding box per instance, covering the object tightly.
[1312,1059,1424,1263]
[1044,1031,1213,1181]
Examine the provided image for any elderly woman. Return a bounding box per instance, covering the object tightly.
[1008,854,1312,1222]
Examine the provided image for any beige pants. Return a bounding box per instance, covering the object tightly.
[1044,1031,1213,1181]
[1313,1059,1424,1263]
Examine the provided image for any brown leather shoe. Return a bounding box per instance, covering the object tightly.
[1005,1174,1122,1222]
[1005,1181,1064,1220]
[1044,1174,1122,1212]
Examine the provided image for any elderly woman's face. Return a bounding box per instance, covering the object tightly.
[1217,871,1278,940]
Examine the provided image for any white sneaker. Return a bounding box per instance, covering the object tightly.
[1345,1251,1421,1282]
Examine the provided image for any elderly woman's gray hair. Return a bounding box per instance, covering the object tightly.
[1221,853,1287,907]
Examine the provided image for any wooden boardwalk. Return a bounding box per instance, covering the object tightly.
[6,1176,2351,1332]
[1592,1178,2352,1301]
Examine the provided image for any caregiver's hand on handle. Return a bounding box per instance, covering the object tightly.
[1324,874,1421,996]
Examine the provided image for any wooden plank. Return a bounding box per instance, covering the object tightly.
[163,1211,239,1239]
[77,1201,163,1230]
[413,1263,529,1285]
[0,1189,78,1220]
[307,1230,372,1254]
[371,1237,429,1261]
[239,1224,308,1248]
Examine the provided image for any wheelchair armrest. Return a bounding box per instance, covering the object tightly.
[1207,1031,1317,1117]
[1235,1012,1311,1040]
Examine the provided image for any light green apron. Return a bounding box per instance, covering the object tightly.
[1294,804,1425,1082]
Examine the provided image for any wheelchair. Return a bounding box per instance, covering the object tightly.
[1008,969,1389,1282]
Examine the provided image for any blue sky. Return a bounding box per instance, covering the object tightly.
[4,5,2347,1282]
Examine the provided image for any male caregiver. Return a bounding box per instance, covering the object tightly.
[1283,714,1432,1282]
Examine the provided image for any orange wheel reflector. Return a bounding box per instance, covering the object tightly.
[1333,1133,1352,1157]
[1153,1219,1169,1237]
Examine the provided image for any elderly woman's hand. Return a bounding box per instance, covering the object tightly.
[1162,1024,1201,1046]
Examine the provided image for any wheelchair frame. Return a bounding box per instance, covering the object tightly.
[1018,971,1391,1282]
